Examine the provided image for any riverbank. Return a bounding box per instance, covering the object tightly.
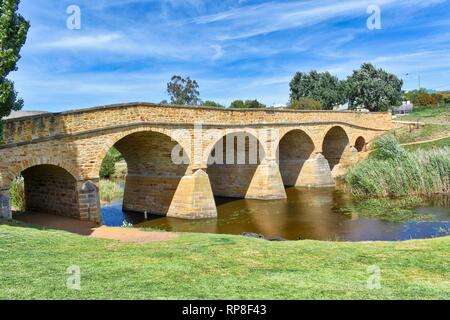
[0,219,448,299]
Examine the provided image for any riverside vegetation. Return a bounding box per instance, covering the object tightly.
[345,135,449,197]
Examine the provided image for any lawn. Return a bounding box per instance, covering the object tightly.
[404,137,450,151]
[0,220,449,300]
[394,123,449,144]
[393,105,450,144]
[400,105,450,124]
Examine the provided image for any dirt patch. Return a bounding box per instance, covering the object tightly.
[13,212,180,243]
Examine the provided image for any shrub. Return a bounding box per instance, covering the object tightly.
[10,177,25,211]
[370,134,407,160]
[287,98,322,110]
[431,93,444,105]
[415,92,437,106]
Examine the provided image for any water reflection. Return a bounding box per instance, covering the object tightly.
[101,187,450,241]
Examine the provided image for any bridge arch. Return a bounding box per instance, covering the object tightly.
[276,129,315,186]
[100,129,191,216]
[92,127,191,178]
[1,157,79,191]
[322,126,350,171]
[16,164,81,219]
[354,136,367,152]
[206,130,266,199]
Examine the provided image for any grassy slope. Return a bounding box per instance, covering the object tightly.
[404,137,450,151]
[0,220,449,300]
[400,105,450,124]
[394,105,450,144]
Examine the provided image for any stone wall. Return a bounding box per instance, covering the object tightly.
[22,165,79,218]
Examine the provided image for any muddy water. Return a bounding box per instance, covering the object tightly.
[101,187,450,241]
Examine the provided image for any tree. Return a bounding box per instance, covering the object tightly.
[230,100,245,108]
[287,98,322,110]
[0,0,29,143]
[203,100,225,108]
[346,63,403,111]
[229,99,266,109]
[166,75,200,106]
[100,147,123,178]
[289,70,345,109]
[244,99,266,109]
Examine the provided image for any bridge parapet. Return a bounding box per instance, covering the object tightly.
[2,103,392,146]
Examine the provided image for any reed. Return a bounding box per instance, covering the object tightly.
[345,136,450,197]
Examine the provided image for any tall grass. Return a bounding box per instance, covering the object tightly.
[9,177,25,211]
[99,179,124,203]
[345,135,450,196]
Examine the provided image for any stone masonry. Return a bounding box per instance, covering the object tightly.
[0,103,391,222]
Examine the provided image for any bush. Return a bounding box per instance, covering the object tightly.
[287,98,322,110]
[100,147,123,178]
[415,92,437,106]
[370,135,407,160]
[10,177,25,211]
[431,93,444,105]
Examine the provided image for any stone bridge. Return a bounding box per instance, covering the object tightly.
[0,103,391,223]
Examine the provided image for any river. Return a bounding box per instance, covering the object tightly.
[101,185,450,241]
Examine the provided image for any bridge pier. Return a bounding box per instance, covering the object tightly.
[0,189,12,219]
[78,180,102,224]
[245,160,287,200]
[294,153,335,187]
[167,169,217,219]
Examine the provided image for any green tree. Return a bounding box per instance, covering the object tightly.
[203,100,225,108]
[287,98,322,110]
[289,71,344,110]
[0,0,29,143]
[166,75,200,106]
[346,63,403,111]
[100,147,124,178]
[229,99,266,109]
[230,100,245,108]
[244,99,266,109]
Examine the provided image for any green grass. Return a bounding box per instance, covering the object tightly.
[393,105,449,144]
[404,137,450,152]
[400,105,450,124]
[394,123,449,144]
[338,196,434,222]
[0,220,449,300]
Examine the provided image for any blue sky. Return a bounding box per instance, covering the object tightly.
[11,0,450,111]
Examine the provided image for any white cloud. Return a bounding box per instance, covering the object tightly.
[42,33,123,49]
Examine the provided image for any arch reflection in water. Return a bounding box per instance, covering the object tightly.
[101,187,450,241]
